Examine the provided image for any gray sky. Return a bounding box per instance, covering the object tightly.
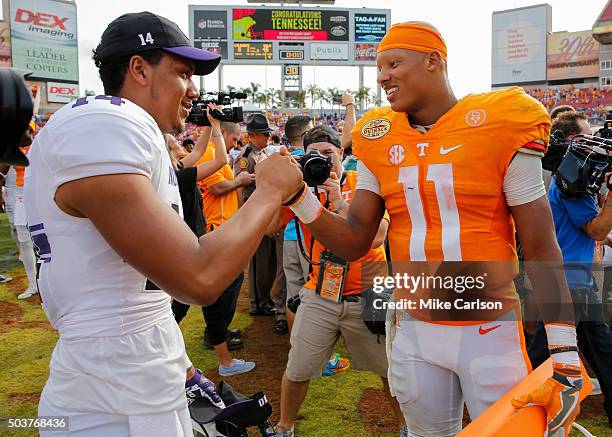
[64,0,609,98]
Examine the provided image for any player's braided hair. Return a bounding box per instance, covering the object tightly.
[91,48,165,96]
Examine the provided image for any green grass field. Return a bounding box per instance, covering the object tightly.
[0,212,609,436]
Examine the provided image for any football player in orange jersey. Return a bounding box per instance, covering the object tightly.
[283,22,582,436]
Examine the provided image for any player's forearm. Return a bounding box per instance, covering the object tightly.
[523,243,576,325]
[307,208,375,261]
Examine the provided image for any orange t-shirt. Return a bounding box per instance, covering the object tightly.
[281,171,387,296]
[198,144,238,229]
[15,146,31,187]
[352,87,551,322]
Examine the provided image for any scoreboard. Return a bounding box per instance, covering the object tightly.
[189,5,390,66]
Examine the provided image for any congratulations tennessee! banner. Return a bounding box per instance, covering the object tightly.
[232,8,349,42]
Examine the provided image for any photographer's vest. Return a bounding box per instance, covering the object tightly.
[281,170,387,296]
[351,87,551,323]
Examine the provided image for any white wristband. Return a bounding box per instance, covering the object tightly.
[289,188,323,224]
[545,323,580,366]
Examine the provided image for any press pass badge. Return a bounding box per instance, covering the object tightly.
[315,250,348,302]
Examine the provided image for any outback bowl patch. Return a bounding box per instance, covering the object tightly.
[361,118,391,139]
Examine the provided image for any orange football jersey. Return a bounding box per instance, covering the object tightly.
[281,171,387,296]
[197,144,238,229]
[14,146,31,187]
[352,87,551,322]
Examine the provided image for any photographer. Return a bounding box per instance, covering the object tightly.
[530,110,612,427]
[270,126,406,435]
[0,121,38,299]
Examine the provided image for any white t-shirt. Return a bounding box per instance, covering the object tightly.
[24,95,188,415]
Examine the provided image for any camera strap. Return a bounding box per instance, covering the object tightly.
[294,172,350,301]
[294,171,348,266]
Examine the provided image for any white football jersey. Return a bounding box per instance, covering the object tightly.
[24,95,183,338]
[5,166,17,189]
[25,96,190,416]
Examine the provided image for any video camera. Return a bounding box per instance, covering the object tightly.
[550,132,612,199]
[186,91,245,126]
[0,68,34,166]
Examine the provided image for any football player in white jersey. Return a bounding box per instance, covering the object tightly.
[0,122,37,298]
[25,12,302,437]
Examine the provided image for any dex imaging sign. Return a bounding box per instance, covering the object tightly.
[47,81,78,103]
[9,0,78,82]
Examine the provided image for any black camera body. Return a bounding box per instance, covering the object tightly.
[186,91,245,126]
[299,149,333,187]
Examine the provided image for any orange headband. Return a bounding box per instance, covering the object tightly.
[377,23,447,60]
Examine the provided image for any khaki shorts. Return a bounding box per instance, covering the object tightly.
[285,287,388,382]
[283,240,310,301]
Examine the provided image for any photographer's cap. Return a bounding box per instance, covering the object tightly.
[96,11,221,76]
[246,113,272,133]
[303,125,341,148]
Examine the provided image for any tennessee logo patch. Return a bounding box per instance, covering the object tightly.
[465,109,486,127]
[361,118,391,139]
[388,144,405,165]
[239,159,248,169]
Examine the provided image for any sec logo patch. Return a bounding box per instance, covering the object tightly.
[388,144,405,165]
[361,118,391,139]
[465,109,486,127]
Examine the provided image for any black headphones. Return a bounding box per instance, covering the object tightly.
[0,68,33,166]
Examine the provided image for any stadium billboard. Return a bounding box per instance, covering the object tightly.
[189,5,390,66]
[491,4,551,86]
[47,80,78,103]
[0,21,11,67]
[9,0,78,82]
[547,30,600,80]
[232,8,349,41]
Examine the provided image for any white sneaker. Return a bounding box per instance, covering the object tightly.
[0,274,12,283]
[17,287,38,300]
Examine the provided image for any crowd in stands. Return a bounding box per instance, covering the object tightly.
[526,85,611,125]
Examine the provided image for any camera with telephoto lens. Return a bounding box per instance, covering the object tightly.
[298,149,333,187]
[186,91,245,126]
